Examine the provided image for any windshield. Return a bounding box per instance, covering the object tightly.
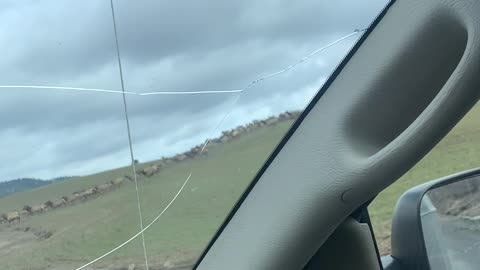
[0,1,387,269]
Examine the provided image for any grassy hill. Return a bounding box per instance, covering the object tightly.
[0,119,293,270]
[0,103,478,269]
[0,178,51,199]
[0,177,73,199]
[370,102,480,254]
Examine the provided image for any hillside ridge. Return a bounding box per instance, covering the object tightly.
[0,110,301,223]
[0,177,74,199]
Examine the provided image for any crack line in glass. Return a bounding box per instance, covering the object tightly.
[73,27,366,270]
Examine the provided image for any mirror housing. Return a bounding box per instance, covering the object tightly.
[383,168,480,270]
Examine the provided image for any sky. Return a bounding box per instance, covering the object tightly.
[0,0,388,181]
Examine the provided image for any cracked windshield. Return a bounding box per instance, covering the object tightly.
[0,1,387,269]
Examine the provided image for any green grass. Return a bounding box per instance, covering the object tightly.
[0,121,293,269]
[369,103,480,254]
[0,103,479,269]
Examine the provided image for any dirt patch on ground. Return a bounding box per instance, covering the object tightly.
[88,259,195,270]
[428,178,480,217]
[463,204,480,217]
[0,225,38,258]
[0,221,195,270]
[0,223,55,259]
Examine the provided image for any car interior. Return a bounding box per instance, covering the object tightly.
[194,0,480,269]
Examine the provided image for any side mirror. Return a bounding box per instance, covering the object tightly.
[383,168,480,270]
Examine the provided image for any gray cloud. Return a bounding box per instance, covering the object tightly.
[0,0,387,181]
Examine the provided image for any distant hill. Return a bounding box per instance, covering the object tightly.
[0,177,74,198]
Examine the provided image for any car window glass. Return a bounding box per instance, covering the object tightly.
[369,102,480,257]
[0,1,387,269]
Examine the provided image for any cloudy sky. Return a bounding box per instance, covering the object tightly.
[0,0,387,181]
